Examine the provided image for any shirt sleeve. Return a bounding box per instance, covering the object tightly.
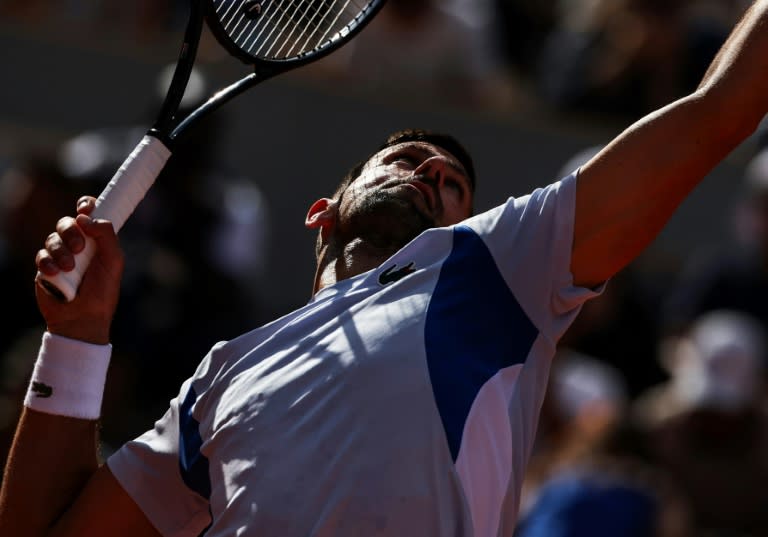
[106,346,224,537]
[461,172,604,341]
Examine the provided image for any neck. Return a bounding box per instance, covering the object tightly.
[312,237,400,295]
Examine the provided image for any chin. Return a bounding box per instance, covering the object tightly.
[350,193,436,248]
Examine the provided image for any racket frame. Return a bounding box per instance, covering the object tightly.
[170,0,388,143]
[151,0,207,146]
[204,0,386,69]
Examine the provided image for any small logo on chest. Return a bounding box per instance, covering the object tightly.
[378,262,416,285]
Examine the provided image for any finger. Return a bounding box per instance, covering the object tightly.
[35,248,59,276]
[43,230,76,272]
[76,196,97,216]
[54,215,86,256]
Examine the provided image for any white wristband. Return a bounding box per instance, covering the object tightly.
[24,332,112,420]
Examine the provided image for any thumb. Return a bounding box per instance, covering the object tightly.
[75,214,124,273]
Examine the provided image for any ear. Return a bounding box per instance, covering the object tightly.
[305,198,337,230]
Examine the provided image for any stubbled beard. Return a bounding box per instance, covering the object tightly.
[340,189,436,252]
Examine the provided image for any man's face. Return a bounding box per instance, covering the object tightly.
[337,141,474,237]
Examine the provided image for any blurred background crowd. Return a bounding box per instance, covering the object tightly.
[2,1,768,535]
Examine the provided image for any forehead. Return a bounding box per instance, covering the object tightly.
[365,141,469,177]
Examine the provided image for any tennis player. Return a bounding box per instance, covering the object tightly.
[2,2,768,535]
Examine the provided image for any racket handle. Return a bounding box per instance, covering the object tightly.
[37,135,172,302]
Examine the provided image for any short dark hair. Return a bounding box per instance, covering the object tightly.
[331,128,477,201]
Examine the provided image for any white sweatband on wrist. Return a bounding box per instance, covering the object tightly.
[23,331,112,420]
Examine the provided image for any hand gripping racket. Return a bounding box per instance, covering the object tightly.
[38,0,387,302]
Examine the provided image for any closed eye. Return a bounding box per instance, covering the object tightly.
[444,177,469,202]
[384,149,421,168]
[392,155,418,167]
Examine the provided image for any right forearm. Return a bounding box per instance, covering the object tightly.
[0,409,101,536]
[0,332,112,536]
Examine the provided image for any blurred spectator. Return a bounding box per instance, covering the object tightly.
[0,0,188,42]
[514,468,689,537]
[443,0,547,92]
[312,0,518,110]
[633,310,768,536]
[635,310,766,424]
[534,0,690,120]
[517,350,691,537]
[662,146,768,339]
[493,1,559,81]
[526,350,630,465]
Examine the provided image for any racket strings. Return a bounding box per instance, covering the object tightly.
[213,0,372,60]
[221,0,317,54]
[241,0,347,56]
[246,0,312,56]
[264,0,352,58]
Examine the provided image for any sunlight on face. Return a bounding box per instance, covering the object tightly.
[346,141,474,227]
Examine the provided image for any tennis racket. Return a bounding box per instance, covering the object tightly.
[38,0,387,302]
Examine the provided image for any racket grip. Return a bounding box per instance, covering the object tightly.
[37,135,172,302]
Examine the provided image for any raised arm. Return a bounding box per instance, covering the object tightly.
[0,198,159,536]
[571,0,768,288]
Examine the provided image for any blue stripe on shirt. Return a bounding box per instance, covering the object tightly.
[425,225,539,461]
[179,386,212,500]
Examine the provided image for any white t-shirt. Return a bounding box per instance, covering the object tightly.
[107,172,601,537]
